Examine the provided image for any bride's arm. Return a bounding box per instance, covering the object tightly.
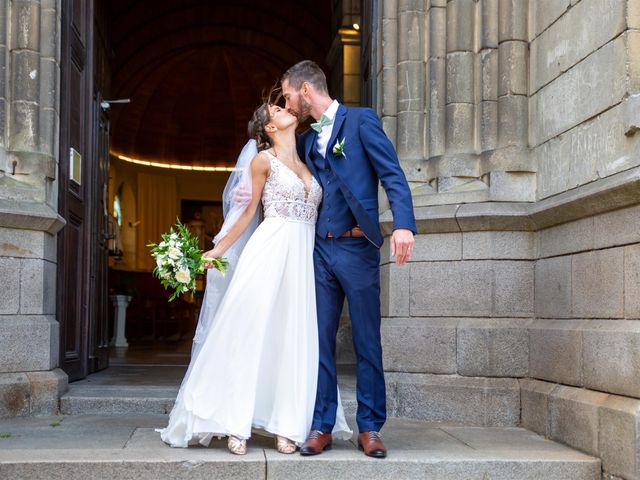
[204,153,270,259]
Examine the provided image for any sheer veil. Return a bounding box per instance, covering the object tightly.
[191,139,260,356]
[159,140,260,444]
[176,140,260,420]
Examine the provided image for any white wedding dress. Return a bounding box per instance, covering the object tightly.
[158,151,353,447]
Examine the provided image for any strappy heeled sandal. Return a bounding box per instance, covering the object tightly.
[274,435,297,454]
[227,435,247,455]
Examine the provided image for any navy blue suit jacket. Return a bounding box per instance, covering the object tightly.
[299,104,417,248]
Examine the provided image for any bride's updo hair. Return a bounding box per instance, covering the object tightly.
[247,84,282,151]
[247,103,272,151]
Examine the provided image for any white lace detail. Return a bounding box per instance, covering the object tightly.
[261,151,322,225]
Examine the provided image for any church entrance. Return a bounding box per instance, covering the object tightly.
[57,0,372,382]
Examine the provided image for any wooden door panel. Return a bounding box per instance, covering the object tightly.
[68,62,84,160]
[61,212,84,377]
[58,0,94,381]
[71,0,86,38]
[88,97,110,373]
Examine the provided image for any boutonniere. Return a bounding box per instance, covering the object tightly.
[332,137,347,160]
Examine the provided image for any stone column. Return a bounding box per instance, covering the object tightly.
[424,0,446,193]
[396,0,425,176]
[490,0,532,201]
[378,0,429,188]
[379,0,398,150]
[110,295,131,348]
[480,0,498,152]
[497,0,527,149]
[388,0,534,204]
[445,0,475,155]
[0,0,67,418]
[435,0,485,194]
[0,1,7,160]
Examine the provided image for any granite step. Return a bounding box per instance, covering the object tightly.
[60,383,358,417]
[61,366,525,428]
[60,365,358,417]
[0,414,601,480]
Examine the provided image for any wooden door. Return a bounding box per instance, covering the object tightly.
[58,0,95,381]
[87,94,110,373]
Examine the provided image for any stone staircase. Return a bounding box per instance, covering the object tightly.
[0,413,601,479]
[0,365,602,479]
[58,364,360,417]
[60,382,361,418]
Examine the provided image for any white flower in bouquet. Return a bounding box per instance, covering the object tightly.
[148,219,229,302]
[175,269,191,284]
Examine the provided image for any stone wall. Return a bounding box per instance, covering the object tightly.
[378,1,640,479]
[377,0,535,205]
[0,0,67,418]
[523,201,640,480]
[531,0,640,200]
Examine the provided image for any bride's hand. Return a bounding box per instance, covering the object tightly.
[203,248,223,268]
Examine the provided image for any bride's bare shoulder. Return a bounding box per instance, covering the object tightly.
[251,151,271,174]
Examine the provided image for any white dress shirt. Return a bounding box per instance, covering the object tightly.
[315,99,340,158]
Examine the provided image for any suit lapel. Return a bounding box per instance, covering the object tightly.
[301,105,347,187]
[326,104,347,162]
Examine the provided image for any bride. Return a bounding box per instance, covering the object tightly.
[157,101,352,454]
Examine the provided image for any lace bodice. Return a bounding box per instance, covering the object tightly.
[261,151,322,224]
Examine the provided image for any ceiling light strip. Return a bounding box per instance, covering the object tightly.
[113,153,236,172]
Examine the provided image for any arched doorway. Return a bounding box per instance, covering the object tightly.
[58,0,368,382]
[106,0,333,368]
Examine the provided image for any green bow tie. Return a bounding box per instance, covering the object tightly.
[310,114,333,133]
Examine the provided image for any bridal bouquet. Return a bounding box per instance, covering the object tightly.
[148,220,228,301]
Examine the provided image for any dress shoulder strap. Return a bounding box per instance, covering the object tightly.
[260,150,280,177]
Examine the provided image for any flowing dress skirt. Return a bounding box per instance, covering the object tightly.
[158,217,352,447]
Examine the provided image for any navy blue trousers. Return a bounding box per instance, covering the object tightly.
[311,235,386,433]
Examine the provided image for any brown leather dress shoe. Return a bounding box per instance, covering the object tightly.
[358,431,387,458]
[300,430,332,456]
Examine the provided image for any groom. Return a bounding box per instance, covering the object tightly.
[282,60,416,458]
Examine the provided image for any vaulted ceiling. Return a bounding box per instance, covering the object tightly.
[108,0,333,167]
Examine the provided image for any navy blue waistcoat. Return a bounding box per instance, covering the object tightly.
[309,147,356,238]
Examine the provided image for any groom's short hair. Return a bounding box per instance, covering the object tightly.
[282,60,329,94]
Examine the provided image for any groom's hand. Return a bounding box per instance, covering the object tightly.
[391,229,414,266]
[233,186,252,204]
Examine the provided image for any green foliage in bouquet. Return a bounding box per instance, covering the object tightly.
[147,219,228,301]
